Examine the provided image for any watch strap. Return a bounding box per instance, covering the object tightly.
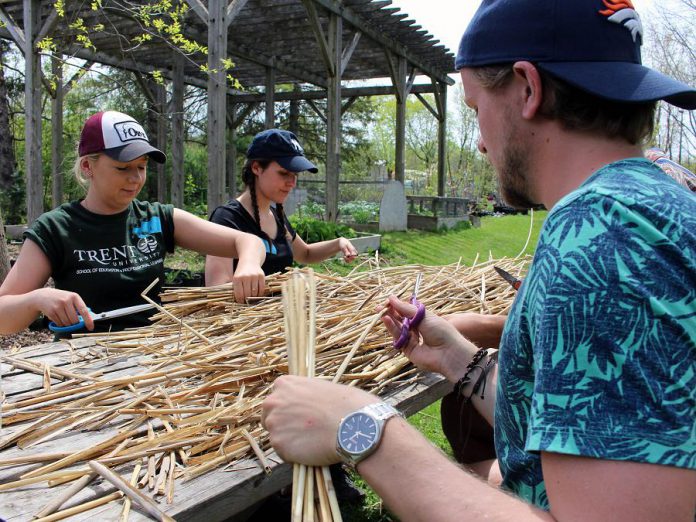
[359,402,402,422]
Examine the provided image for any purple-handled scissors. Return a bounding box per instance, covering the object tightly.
[394,272,426,350]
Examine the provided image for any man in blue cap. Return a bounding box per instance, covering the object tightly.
[261,1,696,519]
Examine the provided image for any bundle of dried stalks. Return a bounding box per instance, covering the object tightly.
[282,269,342,521]
[0,256,528,519]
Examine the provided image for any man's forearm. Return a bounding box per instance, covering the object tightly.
[358,417,553,522]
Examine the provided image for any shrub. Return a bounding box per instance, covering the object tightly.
[289,215,356,243]
[339,201,379,224]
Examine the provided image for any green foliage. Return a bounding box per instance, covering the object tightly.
[295,201,326,219]
[183,144,209,211]
[339,201,379,224]
[288,215,356,243]
[439,220,472,233]
[0,169,26,223]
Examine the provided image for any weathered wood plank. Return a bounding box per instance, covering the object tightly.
[0,339,449,520]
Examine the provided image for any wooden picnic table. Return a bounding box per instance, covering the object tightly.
[0,337,451,521]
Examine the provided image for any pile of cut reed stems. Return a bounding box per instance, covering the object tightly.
[0,257,528,519]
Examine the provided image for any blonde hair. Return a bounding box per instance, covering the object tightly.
[73,152,100,189]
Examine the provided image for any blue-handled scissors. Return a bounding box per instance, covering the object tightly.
[48,303,155,333]
[394,272,426,350]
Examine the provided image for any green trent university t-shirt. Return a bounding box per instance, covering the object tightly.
[24,200,175,332]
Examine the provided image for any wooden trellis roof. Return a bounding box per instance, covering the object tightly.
[0,0,456,90]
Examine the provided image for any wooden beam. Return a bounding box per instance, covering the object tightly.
[229,83,438,103]
[301,0,333,76]
[340,31,361,76]
[306,99,327,124]
[394,56,407,184]
[0,5,25,49]
[62,61,94,96]
[325,12,342,222]
[228,42,327,88]
[170,52,185,208]
[207,0,227,213]
[265,65,275,129]
[184,0,208,23]
[405,66,417,96]
[155,82,168,202]
[310,0,454,85]
[226,0,250,27]
[383,48,400,100]
[227,102,257,130]
[436,81,447,197]
[133,71,158,107]
[431,77,445,120]
[51,54,63,209]
[35,8,59,46]
[226,101,238,198]
[414,92,438,119]
[341,96,357,115]
[57,43,217,92]
[24,0,43,224]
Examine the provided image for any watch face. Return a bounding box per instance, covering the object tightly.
[338,412,379,454]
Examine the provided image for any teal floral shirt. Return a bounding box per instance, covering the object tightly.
[496,158,696,509]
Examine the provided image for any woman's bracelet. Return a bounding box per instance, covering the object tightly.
[453,348,498,403]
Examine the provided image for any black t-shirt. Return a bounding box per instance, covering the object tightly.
[209,199,297,275]
[24,200,176,332]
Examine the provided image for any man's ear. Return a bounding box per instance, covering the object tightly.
[513,61,543,120]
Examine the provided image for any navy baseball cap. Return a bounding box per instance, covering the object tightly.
[247,129,318,173]
[78,111,166,163]
[456,0,696,110]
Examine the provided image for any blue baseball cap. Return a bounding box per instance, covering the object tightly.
[247,129,318,173]
[456,0,696,110]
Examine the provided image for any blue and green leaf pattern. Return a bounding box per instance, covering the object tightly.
[495,159,696,510]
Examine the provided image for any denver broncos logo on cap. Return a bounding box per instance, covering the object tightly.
[599,0,643,44]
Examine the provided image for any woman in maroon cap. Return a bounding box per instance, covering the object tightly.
[0,111,267,336]
[205,129,357,284]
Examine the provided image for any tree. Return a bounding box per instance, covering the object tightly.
[642,0,695,167]
[405,96,438,180]
[0,41,17,194]
[0,208,9,285]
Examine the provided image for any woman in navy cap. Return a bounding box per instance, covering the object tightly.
[0,111,267,335]
[205,129,357,284]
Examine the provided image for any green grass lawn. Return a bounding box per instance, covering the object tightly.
[165,211,547,521]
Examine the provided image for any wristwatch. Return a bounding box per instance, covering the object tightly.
[336,402,403,468]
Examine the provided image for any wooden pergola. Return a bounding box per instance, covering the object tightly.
[0,0,455,223]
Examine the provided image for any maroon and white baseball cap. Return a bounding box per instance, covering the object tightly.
[78,111,166,163]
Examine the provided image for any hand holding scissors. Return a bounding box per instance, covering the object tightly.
[48,303,155,333]
[393,272,426,349]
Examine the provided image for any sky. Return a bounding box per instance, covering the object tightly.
[390,0,672,65]
[386,0,682,102]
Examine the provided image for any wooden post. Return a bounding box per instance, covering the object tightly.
[207,0,227,214]
[51,53,64,209]
[325,13,342,222]
[24,0,43,224]
[226,101,238,199]
[170,52,185,209]
[289,84,301,134]
[156,82,167,202]
[265,66,275,129]
[394,56,407,185]
[436,81,447,197]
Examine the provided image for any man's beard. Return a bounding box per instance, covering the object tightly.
[497,142,539,209]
